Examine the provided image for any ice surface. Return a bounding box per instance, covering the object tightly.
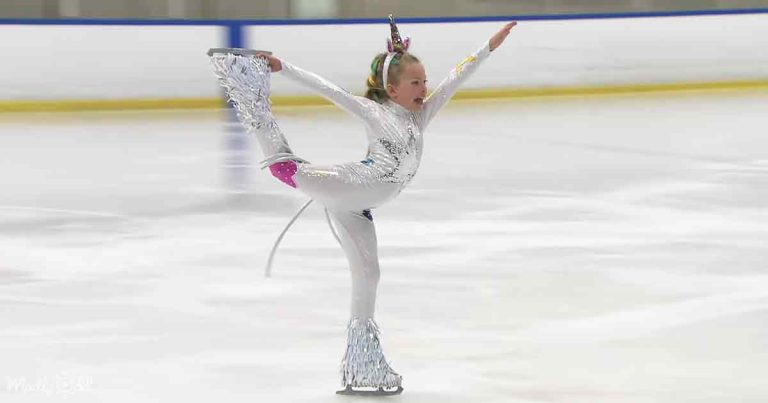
[1,91,768,402]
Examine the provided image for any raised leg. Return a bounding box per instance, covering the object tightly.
[210,53,302,179]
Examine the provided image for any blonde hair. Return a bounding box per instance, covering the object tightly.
[364,52,420,104]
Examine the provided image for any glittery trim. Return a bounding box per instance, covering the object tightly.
[340,318,402,388]
[210,53,271,125]
[209,53,291,159]
[455,55,478,74]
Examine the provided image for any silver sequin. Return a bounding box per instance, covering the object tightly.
[340,318,402,388]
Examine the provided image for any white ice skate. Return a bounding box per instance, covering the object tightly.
[337,318,403,396]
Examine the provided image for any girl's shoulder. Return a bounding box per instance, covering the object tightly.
[363,98,389,117]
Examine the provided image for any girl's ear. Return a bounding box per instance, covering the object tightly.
[386,84,397,99]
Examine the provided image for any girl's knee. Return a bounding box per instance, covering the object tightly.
[365,265,381,284]
[353,264,380,283]
[269,161,298,188]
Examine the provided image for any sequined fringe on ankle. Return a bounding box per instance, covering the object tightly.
[209,53,289,157]
[340,318,402,388]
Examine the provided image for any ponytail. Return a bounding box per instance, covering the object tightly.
[364,53,389,103]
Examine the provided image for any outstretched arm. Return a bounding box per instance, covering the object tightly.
[419,22,517,128]
[258,53,374,119]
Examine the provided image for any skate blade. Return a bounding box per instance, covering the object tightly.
[207,48,273,57]
[335,385,403,396]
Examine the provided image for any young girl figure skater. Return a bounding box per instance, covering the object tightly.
[209,16,516,396]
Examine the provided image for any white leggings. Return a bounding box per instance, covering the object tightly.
[328,209,380,320]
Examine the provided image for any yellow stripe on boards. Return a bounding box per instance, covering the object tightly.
[0,98,222,113]
[1,80,767,113]
[451,79,768,100]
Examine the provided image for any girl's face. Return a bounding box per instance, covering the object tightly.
[387,62,428,112]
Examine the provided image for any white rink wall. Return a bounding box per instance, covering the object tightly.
[255,14,768,96]
[1,12,767,102]
[0,25,223,100]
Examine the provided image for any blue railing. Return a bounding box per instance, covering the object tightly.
[1,7,768,26]
[2,8,767,52]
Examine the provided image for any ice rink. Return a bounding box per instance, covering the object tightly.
[1,90,767,402]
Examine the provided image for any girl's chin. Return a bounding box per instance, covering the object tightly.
[408,101,424,111]
[394,100,423,111]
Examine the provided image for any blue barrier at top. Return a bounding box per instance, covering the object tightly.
[1,7,768,27]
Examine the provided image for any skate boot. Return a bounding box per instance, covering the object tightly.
[336,318,403,396]
[208,50,306,169]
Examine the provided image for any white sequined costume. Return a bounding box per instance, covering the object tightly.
[210,40,492,390]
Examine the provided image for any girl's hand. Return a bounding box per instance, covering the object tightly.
[256,52,282,72]
[489,22,517,51]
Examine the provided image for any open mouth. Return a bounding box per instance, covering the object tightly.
[414,97,424,105]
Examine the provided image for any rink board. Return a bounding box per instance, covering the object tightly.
[0,10,768,110]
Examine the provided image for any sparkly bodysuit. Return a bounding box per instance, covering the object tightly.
[279,42,492,212]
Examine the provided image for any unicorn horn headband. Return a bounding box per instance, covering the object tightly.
[382,14,411,89]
